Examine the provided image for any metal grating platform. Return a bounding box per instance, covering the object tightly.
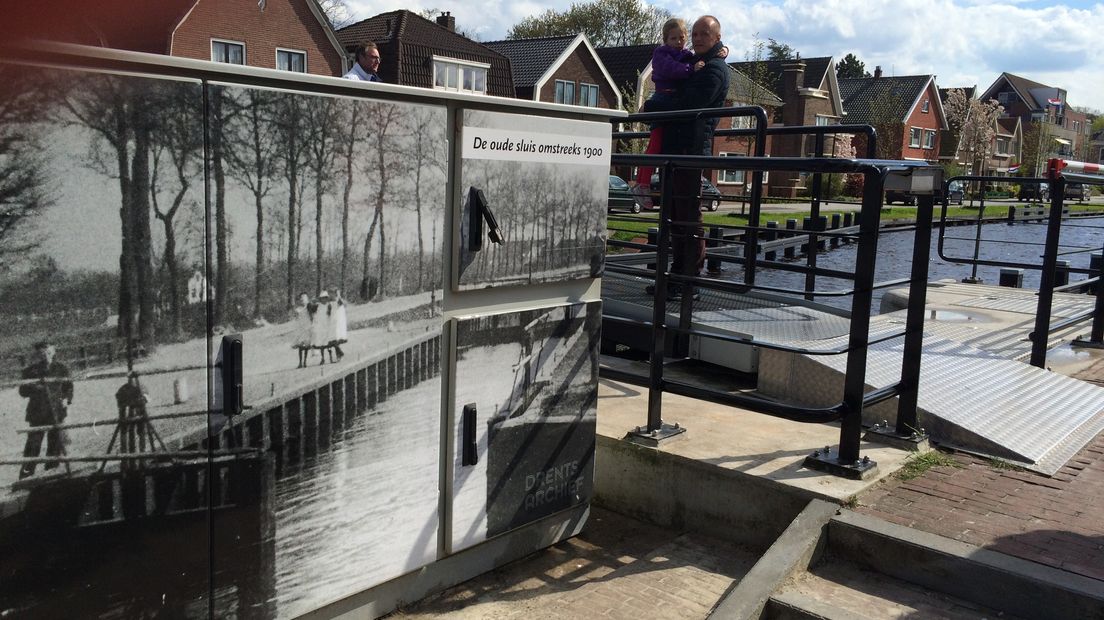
[603,272,1104,475]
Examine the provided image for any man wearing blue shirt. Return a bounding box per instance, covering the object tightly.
[344,42,383,82]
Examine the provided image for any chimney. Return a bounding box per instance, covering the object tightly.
[781,59,806,95]
[874,65,882,79]
[436,11,455,32]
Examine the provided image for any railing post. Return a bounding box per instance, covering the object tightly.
[1030,176,1066,368]
[647,162,675,432]
[964,186,985,283]
[896,194,934,437]
[839,171,885,466]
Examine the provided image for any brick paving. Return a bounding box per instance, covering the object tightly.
[856,355,1104,583]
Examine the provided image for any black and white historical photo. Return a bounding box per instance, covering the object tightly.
[0,62,447,619]
[455,110,610,291]
[451,302,600,552]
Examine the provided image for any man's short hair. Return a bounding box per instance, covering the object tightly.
[33,341,51,350]
[353,41,378,60]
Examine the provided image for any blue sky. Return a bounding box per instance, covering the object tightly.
[347,0,1104,109]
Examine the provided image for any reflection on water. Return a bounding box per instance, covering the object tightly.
[265,381,440,619]
[726,220,1104,313]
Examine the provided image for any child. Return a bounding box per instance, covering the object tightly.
[634,18,726,191]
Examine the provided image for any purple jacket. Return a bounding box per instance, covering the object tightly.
[650,45,695,92]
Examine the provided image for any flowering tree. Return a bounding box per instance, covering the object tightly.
[943,89,1003,174]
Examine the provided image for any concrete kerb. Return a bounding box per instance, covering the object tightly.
[593,435,814,551]
[826,510,1104,620]
[707,499,839,620]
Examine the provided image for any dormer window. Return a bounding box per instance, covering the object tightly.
[432,56,489,95]
[921,99,929,113]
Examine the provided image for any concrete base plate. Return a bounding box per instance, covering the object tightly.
[803,451,878,480]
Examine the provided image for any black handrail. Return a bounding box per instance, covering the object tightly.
[605,106,942,474]
[935,173,1104,365]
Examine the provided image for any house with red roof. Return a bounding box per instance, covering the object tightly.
[8,0,348,77]
[839,67,948,163]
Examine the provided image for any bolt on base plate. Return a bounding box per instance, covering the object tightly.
[864,423,930,452]
[625,422,687,448]
[803,445,878,480]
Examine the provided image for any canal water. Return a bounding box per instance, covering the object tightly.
[263,380,441,619]
[731,217,1104,314]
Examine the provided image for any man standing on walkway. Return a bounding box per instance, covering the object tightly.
[344,42,383,82]
[18,341,73,478]
[641,15,729,297]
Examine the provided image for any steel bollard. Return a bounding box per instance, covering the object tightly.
[1055,260,1071,287]
[764,221,778,261]
[830,213,841,248]
[999,267,1024,288]
[784,219,797,258]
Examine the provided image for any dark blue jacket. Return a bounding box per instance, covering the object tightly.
[641,41,730,155]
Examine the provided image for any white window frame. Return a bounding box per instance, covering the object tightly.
[909,127,922,148]
[717,152,744,185]
[431,56,490,95]
[578,82,600,107]
[275,47,307,73]
[921,99,930,113]
[554,79,576,105]
[922,129,936,150]
[815,115,832,126]
[995,137,1010,155]
[211,38,246,65]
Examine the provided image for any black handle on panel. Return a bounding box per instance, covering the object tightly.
[221,334,244,417]
[467,187,505,253]
[461,403,478,466]
[468,187,484,252]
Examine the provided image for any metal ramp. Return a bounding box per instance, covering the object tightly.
[603,272,1104,475]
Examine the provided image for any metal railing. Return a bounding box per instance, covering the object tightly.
[936,165,1104,366]
[604,107,942,477]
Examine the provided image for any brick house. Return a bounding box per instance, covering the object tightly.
[839,68,947,163]
[979,73,1081,168]
[728,57,845,197]
[12,0,348,77]
[986,117,1023,176]
[336,11,513,97]
[484,34,620,109]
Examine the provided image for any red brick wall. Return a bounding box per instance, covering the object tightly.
[900,82,942,161]
[171,0,344,77]
[535,45,617,109]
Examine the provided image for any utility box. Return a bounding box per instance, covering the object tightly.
[0,44,614,619]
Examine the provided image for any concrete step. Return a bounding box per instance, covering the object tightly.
[767,562,1024,620]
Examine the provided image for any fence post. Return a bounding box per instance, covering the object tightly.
[896,194,935,438]
[1029,177,1066,368]
[764,221,778,261]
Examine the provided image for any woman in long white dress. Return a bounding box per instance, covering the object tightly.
[311,291,332,365]
[328,289,348,361]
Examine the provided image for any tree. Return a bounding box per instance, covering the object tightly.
[836,53,867,80]
[317,0,353,29]
[766,38,796,61]
[0,65,52,272]
[867,93,905,160]
[506,0,672,47]
[223,88,279,320]
[149,82,203,340]
[943,89,1002,174]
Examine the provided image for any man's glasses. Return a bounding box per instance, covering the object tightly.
[368,55,381,62]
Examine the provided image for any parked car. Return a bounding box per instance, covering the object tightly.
[1017,183,1049,202]
[608,175,644,213]
[1065,183,1088,203]
[884,190,915,206]
[649,174,723,211]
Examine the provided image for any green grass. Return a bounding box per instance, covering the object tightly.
[894,449,963,481]
[606,203,1104,245]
